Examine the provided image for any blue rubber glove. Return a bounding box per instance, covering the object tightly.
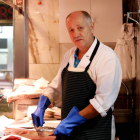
[31,95,50,127]
[54,106,87,136]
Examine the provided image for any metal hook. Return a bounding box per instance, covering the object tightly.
[124,12,139,24]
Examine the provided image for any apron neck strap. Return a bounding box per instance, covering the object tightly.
[65,39,100,71]
[65,63,69,69]
[85,39,100,72]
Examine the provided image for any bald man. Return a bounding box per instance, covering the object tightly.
[32,11,122,140]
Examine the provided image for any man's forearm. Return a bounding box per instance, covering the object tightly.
[79,104,100,120]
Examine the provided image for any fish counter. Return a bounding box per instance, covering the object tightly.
[0,78,62,139]
[0,118,61,140]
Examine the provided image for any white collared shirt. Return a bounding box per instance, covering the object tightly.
[44,37,122,140]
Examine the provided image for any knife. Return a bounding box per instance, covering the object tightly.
[31,114,55,136]
[31,114,42,135]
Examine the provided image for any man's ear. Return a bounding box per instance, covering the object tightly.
[90,22,94,34]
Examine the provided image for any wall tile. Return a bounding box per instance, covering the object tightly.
[29,64,60,81]
[91,0,122,42]
[60,43,74,62]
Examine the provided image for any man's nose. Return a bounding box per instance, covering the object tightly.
[73,29,80,37]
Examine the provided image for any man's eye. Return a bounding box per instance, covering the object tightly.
[69,29,73,32]
[79,27,83,30]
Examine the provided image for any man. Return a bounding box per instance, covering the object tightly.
[32,11,122,140]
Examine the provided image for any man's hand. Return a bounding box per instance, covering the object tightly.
[32,107,45,127]
[31,95,50,127]
[54,106,87,136]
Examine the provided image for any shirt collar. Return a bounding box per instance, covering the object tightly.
[73,37,98,58]
[69,37,99,67]
[84,37,98,59]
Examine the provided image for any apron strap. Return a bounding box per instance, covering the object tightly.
[65,63,69,69]
[65,39,100,71]
[85,39,100,72]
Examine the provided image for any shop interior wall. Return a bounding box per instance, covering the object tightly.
[28,0,122,82]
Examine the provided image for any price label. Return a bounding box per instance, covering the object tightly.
[16,0,23,5]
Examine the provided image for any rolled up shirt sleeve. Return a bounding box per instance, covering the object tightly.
[89,52,122,117]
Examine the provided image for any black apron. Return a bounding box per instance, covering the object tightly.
[59,40,112,140]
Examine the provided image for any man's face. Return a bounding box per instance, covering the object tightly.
[66,12,94,50]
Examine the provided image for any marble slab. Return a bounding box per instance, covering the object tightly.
[29,64,60,81]
[28,0,59,64]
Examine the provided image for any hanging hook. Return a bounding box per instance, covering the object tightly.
[124,12,139,24]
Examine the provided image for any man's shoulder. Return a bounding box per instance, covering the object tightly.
[99,42,116,56]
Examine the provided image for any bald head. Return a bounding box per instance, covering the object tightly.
[66,11,92,26]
